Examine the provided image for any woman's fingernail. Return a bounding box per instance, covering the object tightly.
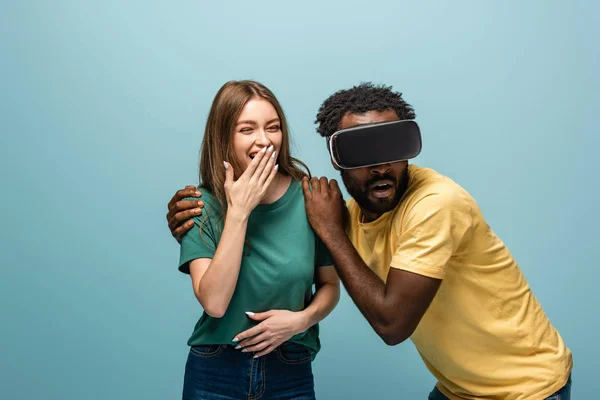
[242,349,248,353]
[232,337,239,342]
[261,147,267,153]
[268,145,274,152]
[253,355,259,359]
[223,161,228,169]
[235,345,241,350]
[245,311,255,316]
[271,151,276,159]
[274,164,279,171]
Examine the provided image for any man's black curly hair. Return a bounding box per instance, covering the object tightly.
[315,82,416,138]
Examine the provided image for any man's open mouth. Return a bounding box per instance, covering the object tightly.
[370,180,395,198]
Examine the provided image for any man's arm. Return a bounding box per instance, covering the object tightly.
[319,229,440,345]
[302,176,441,345]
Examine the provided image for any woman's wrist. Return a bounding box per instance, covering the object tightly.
[226,206,250,223]
[295,310,312,334]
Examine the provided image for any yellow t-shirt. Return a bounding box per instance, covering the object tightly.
[346,165,572,400]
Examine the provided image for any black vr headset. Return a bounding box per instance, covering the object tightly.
[326,120,422,169]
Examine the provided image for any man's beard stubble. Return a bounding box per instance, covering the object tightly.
[340,167,409,217]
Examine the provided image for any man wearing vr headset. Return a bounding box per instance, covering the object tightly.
[166,83,572,399]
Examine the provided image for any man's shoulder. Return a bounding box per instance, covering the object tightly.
[400,165,476,219]
[345,197,360,218]
[407,165,471,202]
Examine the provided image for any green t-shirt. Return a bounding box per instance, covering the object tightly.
[178,179,332,359]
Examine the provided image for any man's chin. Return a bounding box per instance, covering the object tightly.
[361,196,398,215]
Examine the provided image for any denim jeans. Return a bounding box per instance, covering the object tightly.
[182,341,315,400]
[428,375,572,400]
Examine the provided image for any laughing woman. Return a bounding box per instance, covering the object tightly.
[176,80,340,400]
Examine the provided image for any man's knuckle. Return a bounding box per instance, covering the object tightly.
[177,212,188,222]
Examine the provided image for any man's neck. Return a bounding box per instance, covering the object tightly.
[362,210,383,223]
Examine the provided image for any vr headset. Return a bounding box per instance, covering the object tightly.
[327,120,422,169]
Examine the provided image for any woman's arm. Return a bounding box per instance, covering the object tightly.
[188,146,278,317]
[298,266,340,331]
[233,266,340,357]
[189,210,249,318]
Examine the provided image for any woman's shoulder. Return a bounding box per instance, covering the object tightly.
[180,186,216,205]
[287,178,307,198]
[182,186,223,222]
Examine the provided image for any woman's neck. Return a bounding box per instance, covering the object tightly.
[260,172,291,204]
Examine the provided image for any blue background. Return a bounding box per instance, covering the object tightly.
[1,1,597,398]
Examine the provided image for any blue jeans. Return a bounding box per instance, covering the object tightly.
[182,341,315,400]
[428,375,572,400]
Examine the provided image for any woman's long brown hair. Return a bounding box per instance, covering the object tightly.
[199,80,310,212]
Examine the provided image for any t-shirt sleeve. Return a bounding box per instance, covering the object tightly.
[178,199,219,274]
[315,236,334,267]
[390,189,472,279]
